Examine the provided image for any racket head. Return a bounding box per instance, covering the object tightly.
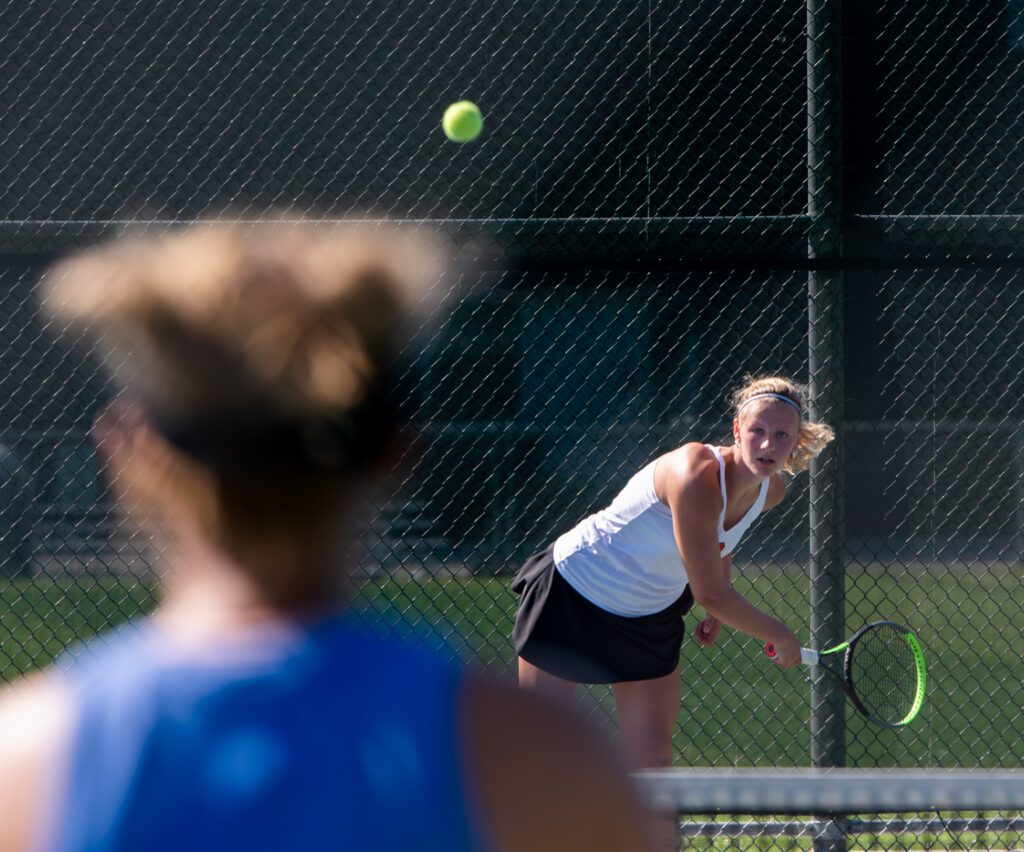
[841,621,927,728]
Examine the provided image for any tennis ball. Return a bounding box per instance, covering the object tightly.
[442,101,483,143]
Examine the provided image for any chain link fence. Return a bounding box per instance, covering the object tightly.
[1,1,1023,832]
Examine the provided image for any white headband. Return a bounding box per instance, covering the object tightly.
[737,392,802,417]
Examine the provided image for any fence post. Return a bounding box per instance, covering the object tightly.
[807,0,845,848]
[0,444,33,577]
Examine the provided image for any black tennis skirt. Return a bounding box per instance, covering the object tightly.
[512,546,694,684]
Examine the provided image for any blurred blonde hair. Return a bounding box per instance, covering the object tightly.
[43,217,442,425]
[41,216,444,548]
[730,374,835,474]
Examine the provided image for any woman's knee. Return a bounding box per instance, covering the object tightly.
[619,729,673,769]
[615,712,675,767]
[613,688,678,768]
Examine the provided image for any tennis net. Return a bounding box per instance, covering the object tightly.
[633,768,1024,851]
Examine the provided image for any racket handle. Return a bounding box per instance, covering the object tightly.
[764,644,820,666]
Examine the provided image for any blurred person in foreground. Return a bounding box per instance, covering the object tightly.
[0,219,654,852]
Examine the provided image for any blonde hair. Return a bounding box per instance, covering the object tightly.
[41,217,443,545]
[730,374,835,473]
[43,218,441,431]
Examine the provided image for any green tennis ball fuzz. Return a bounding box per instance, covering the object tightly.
[442,101,483,143]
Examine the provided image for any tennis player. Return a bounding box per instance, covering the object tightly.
[514,376,835,771]
[0,220,654,852]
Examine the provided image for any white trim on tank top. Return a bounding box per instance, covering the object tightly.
[708,445,770,553]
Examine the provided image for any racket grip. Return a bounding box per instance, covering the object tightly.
[764,644,819,666]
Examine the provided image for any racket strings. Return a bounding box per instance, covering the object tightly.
[849,624,919,725]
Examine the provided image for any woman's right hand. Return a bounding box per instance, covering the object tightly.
[765,626,802,668]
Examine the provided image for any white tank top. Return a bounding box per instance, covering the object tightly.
[553,445,769,617]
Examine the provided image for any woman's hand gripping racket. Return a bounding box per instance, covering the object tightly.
[765,621,927,729]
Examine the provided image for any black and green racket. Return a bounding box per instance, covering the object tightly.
[765,621,926,729]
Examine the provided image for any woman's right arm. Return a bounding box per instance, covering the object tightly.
[662,446,801,667]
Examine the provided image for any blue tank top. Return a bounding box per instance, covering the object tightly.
[45,616,486,852]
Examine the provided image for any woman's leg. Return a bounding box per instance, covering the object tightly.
[611,667,680,770]
[517,656,578,702]
[612,667,681,849]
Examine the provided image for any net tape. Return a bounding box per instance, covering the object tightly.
[633,768,1024,815]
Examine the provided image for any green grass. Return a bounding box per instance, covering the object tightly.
[353,564,1024,769]
[671,823,1024,852]
[2,566,1020,849]
[0,575,158,679]
[2,564,1021,771]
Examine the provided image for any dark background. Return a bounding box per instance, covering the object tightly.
[0,0,1023,572]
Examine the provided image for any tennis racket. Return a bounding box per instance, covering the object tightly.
[765,621,926,729]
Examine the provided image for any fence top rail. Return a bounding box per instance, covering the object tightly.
[0,216,811,258]
[846,419,1024,432]
[632,768,1024,814]
[12,217,1024,267]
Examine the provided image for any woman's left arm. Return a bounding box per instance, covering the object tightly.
[0,674,74,852]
